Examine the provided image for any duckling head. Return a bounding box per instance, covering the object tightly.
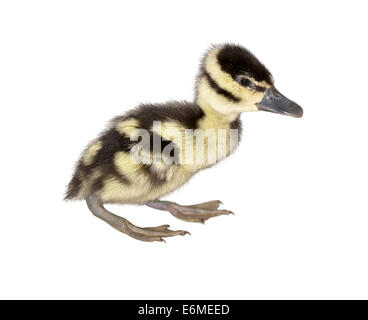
[196,44,303,120]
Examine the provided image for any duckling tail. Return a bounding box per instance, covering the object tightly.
[64,173,82,200]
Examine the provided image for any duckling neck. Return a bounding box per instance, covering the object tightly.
[195,99,241,131]
[194,99,242,164]
[195,76,242,128]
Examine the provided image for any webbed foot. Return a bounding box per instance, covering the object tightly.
[123,221,190,242]
[86,194,190,242]
[146,200,234,223]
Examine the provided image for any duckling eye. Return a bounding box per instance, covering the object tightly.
[236,76,252,88]
[240,78,251,87]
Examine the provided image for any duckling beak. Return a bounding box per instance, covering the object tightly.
[257,87,303,118]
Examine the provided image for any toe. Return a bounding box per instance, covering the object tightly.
[146,224,171,231]
[191,200,223,210]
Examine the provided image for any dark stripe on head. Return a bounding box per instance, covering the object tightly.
[249,82,267,92]
[217,44,273,85]
[252,84,267,92]
[204,71,240,103]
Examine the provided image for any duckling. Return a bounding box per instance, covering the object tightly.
[65,43,303,242]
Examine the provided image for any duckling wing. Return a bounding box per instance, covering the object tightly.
[65,101,204,203]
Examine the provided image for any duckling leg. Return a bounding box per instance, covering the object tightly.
[146,200,234,223]
[86,194,190,242]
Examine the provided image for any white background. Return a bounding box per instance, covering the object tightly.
[0,0,367,299]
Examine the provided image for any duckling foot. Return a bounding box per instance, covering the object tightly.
[122,221,190,242]
[86,194,190,242]
[146,200,234,223]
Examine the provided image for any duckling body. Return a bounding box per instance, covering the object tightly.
[65,44,302,242]
[67,101,241,204]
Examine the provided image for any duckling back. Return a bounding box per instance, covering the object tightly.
[65,101,206,203]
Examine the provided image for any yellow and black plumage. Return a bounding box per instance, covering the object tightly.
[65,43,303,242]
